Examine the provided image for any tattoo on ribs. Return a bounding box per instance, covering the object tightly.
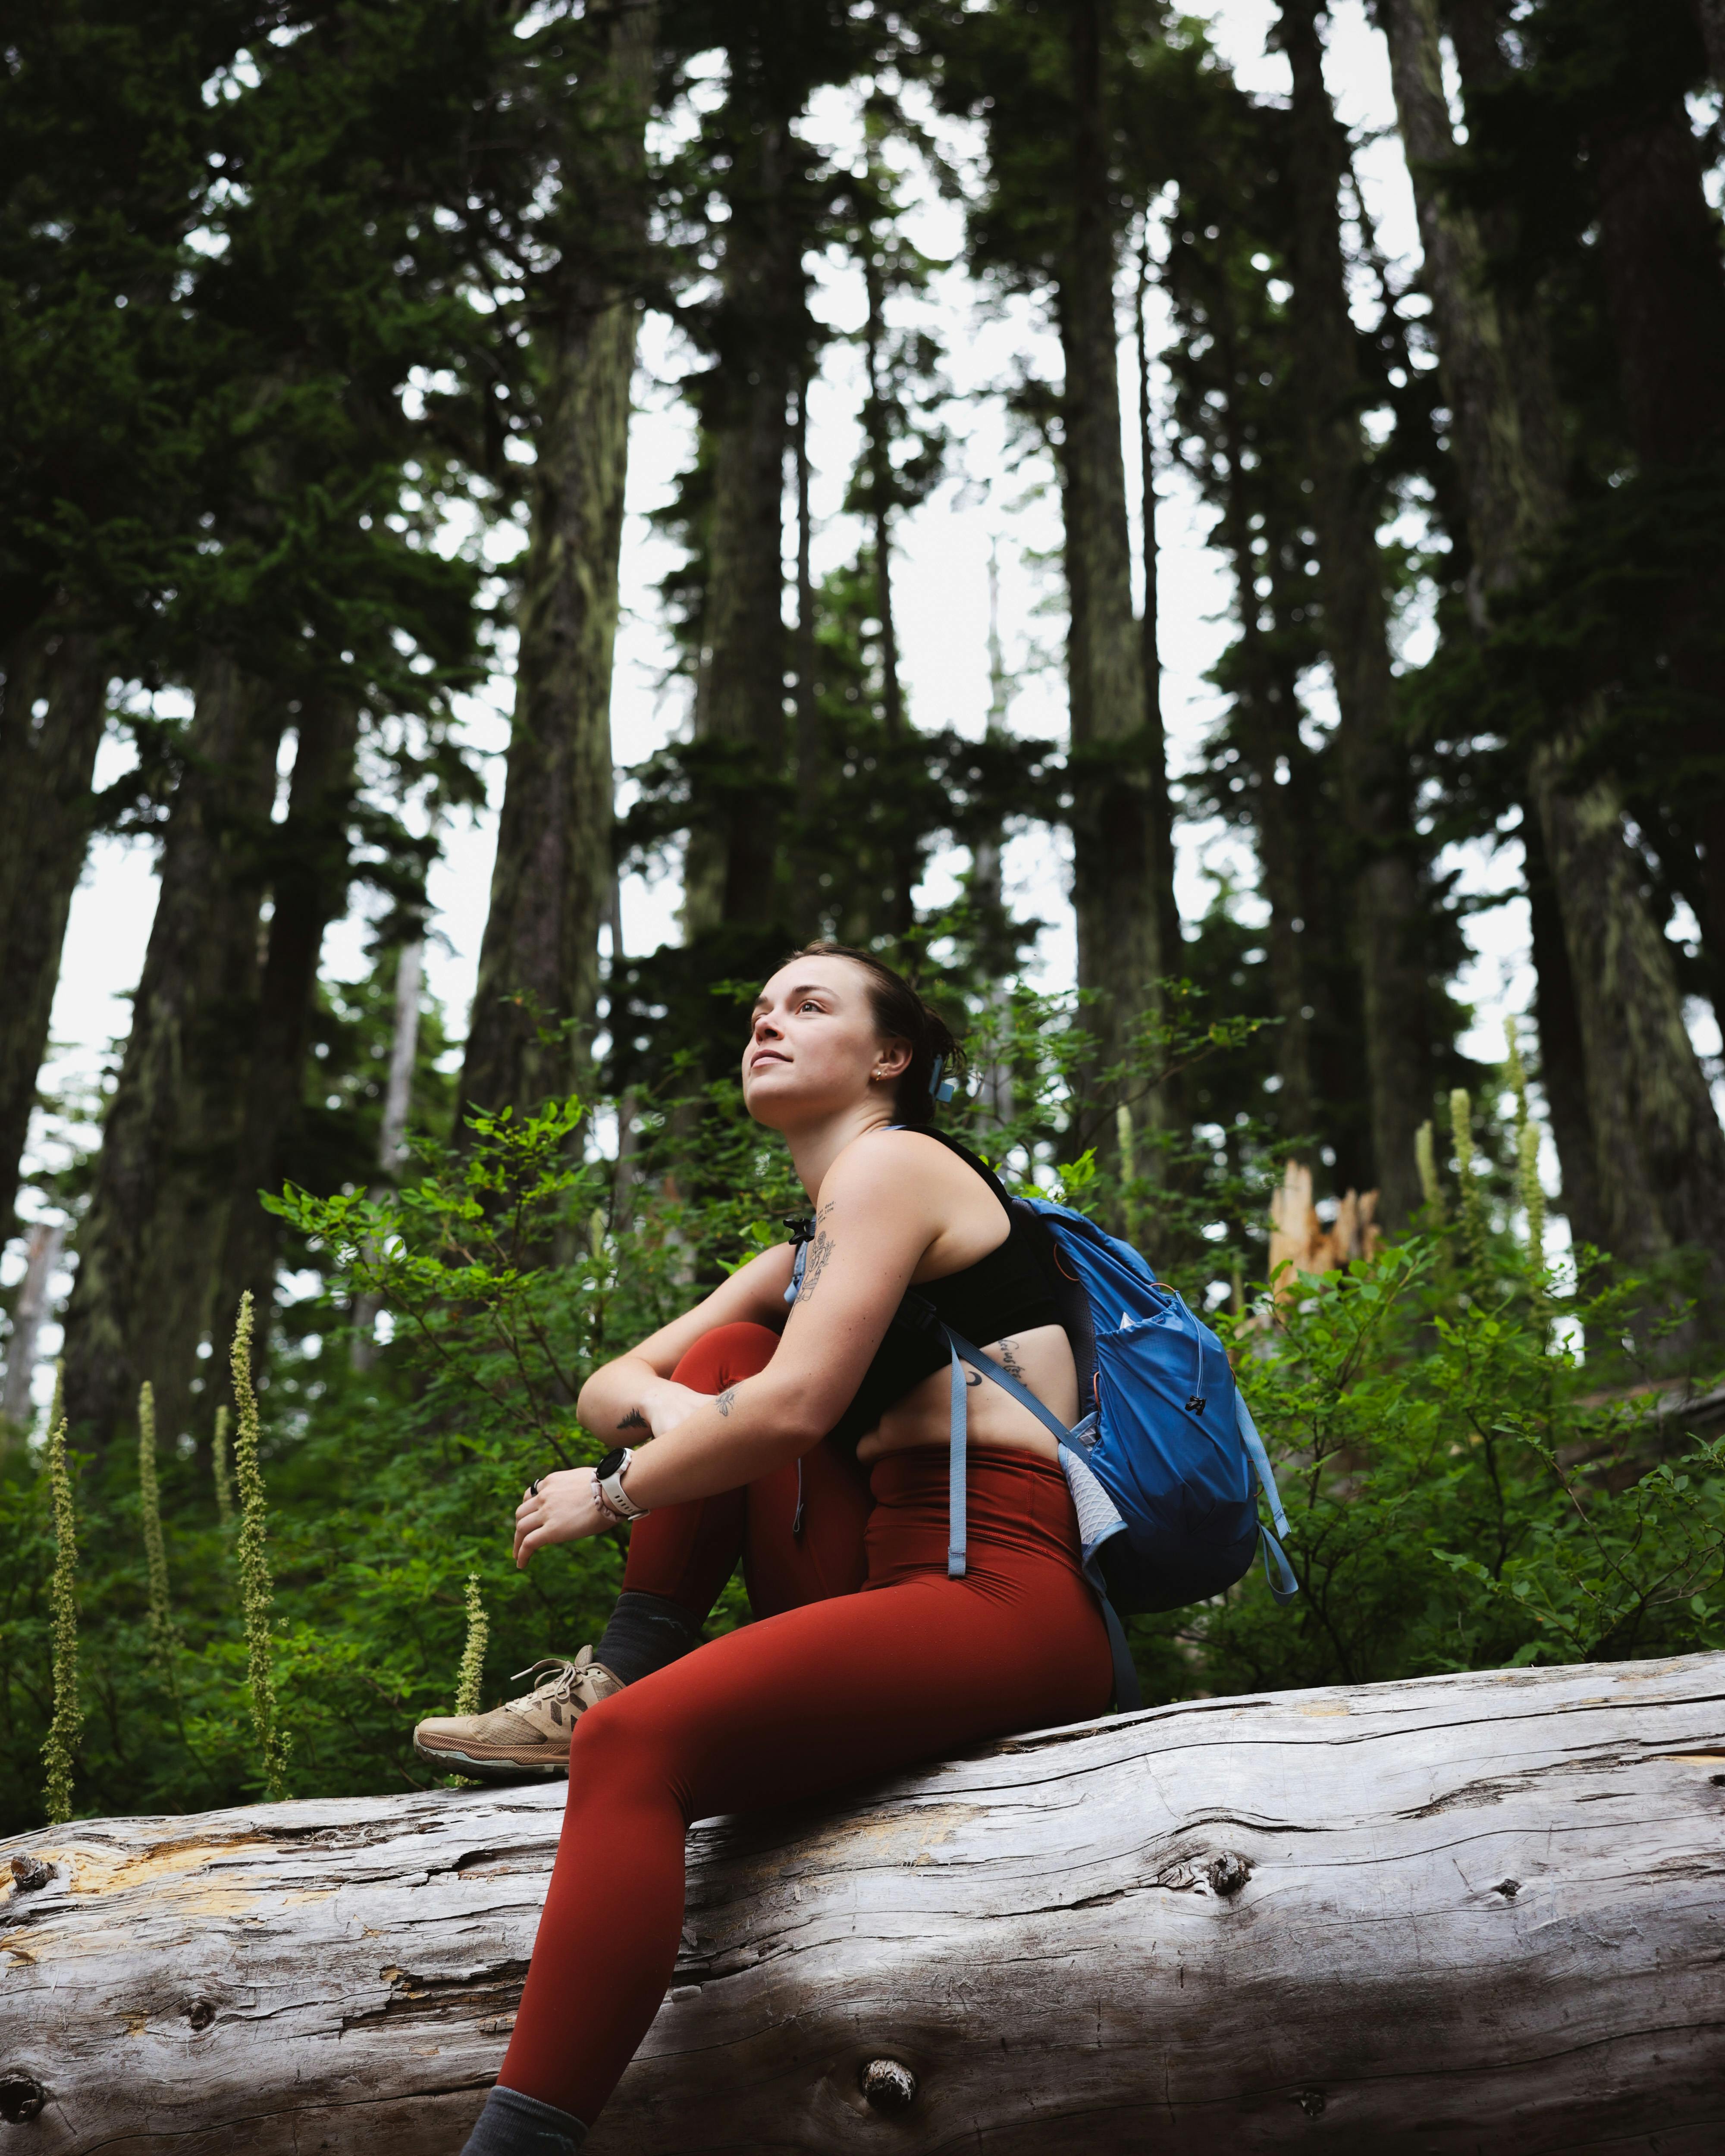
[715,1388,736,1418]
[616,1408,646,1430]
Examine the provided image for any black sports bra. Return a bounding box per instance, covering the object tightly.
[787,1128,1065,1459]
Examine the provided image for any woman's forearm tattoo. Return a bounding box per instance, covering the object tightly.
[616,1407,646,1430]
[715,1388,736,1418]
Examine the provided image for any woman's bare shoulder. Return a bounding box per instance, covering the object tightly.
[820,1126,975,1206]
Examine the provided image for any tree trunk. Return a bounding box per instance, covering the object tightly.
[1132,234,1181,1000]
[459,2,654,1125]
[206,697,361,1388]
[1590,100,1725,472]
[3,1653,1722,2152]
[0,628,107,1245]
[1696,0,1725,83]
[1380,0,1725,1272]
[352,939,424,1372]
[1283,0,1427,1228]
[789,377,823,939]
[1521,807,1604,1249]
[1211,327,1322,1156]
[1063,0,1163,1096]
[1587,88,1725,1035]
[0,1218,64,1438]
[681,113,799,943]
[862,252,916,939]
[61,652,285,1448]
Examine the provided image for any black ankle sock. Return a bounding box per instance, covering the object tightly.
[461,2086,586,2155]
[593,1589,703,1686]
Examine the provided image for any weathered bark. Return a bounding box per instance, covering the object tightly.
[0,628,107,1244]
[1063,0,1164,1092]
[3,1654,1723,2152]
[1381,0,1725,1271]
[62,652,285,1448]
[681,111,800,942]
[1283,0,1427,1227]
[207,697,361,1386]
[459,3,653,1125]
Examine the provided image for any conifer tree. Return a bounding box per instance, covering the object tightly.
[461,0,659,1125]
[1379,0,1725,1278]
[1280,0,1430,1224]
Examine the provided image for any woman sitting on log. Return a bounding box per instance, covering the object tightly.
[453,943,1112,2156]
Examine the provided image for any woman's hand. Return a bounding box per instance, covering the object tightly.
[513,1469,612,1568]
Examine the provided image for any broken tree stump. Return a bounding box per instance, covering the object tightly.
[3,1654,1723,2153]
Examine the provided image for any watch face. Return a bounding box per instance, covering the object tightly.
[594,1447,628,1482]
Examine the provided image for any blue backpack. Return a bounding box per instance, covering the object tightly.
[933,1197,1298,1713]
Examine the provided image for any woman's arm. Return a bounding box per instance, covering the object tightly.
[574,1241,796,1439]
[518,1133,952,1564]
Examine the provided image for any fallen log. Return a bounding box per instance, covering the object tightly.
[3,1654,1723,2154]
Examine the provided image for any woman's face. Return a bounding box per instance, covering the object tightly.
[740,956,910,1129]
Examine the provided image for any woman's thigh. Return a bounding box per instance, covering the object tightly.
[741,1437,871,1617]
[624,1321,871,1623]
[577,1553,1111,1825]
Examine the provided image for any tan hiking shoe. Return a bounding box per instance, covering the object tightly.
[413,1648,625,1781]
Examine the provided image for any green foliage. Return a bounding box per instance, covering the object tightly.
[455,1574,489,1720]
[136,1380,177,1689]
[1124,1224,1725,1703]
[231,1294,288,1802]
[4,1014,1725,1832]
[41,1412,79,1826]
[210,1404,234,1530]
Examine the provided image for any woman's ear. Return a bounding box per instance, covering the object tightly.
[873,1037,913,1082]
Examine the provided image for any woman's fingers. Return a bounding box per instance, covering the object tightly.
[511,1469,603,1567]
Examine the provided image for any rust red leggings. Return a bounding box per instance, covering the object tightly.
[615,1321,874,1620]
[499,1322,1113,2126]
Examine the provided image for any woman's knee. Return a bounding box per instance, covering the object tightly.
[671,1321,781,1393]
[563,1687,678,1805]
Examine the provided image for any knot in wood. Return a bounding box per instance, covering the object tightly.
[0,2071,47,2124]
[8,1854,51,1893]
[1493,1878,1521,1900]
[1296,2087,1326,2119]
[187,1999,217,2032]
[859,2058,918,2112]
[1207,1851,1251,1898]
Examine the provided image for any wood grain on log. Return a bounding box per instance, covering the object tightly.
[3,1655,1723,2153]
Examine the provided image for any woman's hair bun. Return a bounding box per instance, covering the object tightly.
[777,943,966,1128]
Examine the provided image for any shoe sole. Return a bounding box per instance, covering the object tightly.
[412,1737,567,1782]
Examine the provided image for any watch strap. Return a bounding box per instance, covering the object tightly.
[597,1447,649,1521]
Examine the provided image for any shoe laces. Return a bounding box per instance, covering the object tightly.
[507,1655,587,1710]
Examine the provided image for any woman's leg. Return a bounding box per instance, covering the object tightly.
[592,1325,772,1682]
[496,1536,1111,2128]
[417,1323,871,1782]
[594,1322,868,1676]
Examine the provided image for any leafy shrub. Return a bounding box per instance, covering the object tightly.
[2,990,1720,1830]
